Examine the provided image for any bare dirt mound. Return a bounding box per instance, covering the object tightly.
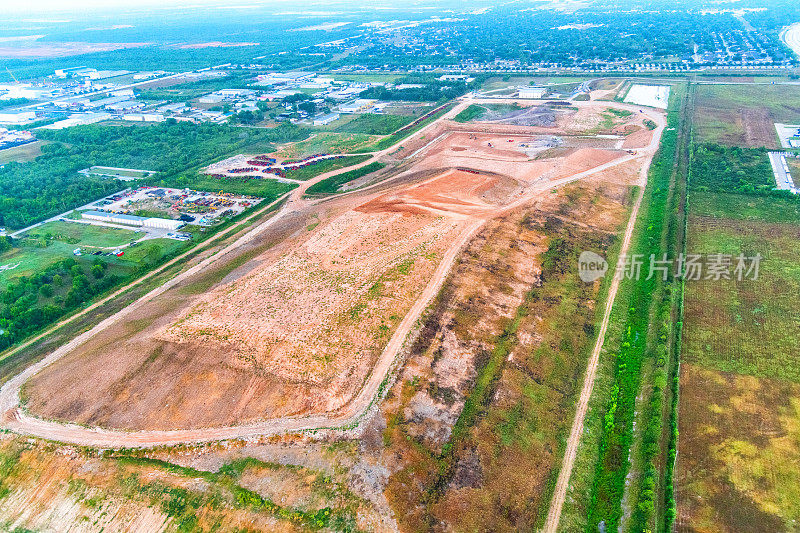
[485,105,557,127]
[23,170,518,432]
[357,169,519,218]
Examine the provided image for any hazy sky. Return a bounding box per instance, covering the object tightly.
[0,0,301,14]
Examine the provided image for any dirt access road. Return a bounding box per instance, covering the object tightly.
[0,99,665,450]
[542,102,666,531]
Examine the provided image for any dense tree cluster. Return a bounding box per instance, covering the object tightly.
[0,256,117,349]
[0,121,306,229]
[689,143,774,194]
[359,82,469,103]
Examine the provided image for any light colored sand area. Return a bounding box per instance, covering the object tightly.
[624,84,671,109]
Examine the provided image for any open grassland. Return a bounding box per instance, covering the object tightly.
[333,113,418,136]
[24,220,140,248]
[691,191,800,223]
[682,216,800,384]
[677,80,800,532]
[676,365,800,533]
[304,162,386,197]
[481,76,586,92]
[0,141,50,164]
[692,84,800,147]
[0,227,180,288]
[274,132,380,159]
[284,154,371,181]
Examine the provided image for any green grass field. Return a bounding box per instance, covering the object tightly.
[276,132,380,158]
[677,184,800,531]
[683,214,800,382]
[0,141,50,164]
[693,84,800,145]
[25,221,140,248]
[304,161,385,196]
[1,241,78,286]
[0,226,179,287]
[85,166,155,179]
[454,104,487,122]
[691,191,800,224]
[333,113,417,135]
[676,364,800,533]
[284,154,371,181]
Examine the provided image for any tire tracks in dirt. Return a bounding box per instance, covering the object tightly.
[0,99,666,451]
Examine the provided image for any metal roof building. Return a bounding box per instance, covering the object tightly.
[82,210,183,230]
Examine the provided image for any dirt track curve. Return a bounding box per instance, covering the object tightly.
[0,98,666,462]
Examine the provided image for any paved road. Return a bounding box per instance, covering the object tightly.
[768,151,796,191]
[782,23,800,61]
[0,99,666,452]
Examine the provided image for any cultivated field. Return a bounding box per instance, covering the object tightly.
[677,195,800,531]
[692,84,800,147]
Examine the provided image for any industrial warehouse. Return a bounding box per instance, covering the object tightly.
[81,210,185,231]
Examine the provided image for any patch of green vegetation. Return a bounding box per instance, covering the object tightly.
[284,154,371,181]
[691,191,800,223]
[334,113,416,135]
[304,162,385,196]
[453,104,487,123]
[23,221,140,248]
[682,216,800,382]
[152,170,296,198]
[371,102,455,151]
[689,143,774,194]
[279,132,378,157]
[607,108,633,118]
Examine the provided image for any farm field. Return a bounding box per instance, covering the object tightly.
[676,83,800,532]
[692,84,800,147]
